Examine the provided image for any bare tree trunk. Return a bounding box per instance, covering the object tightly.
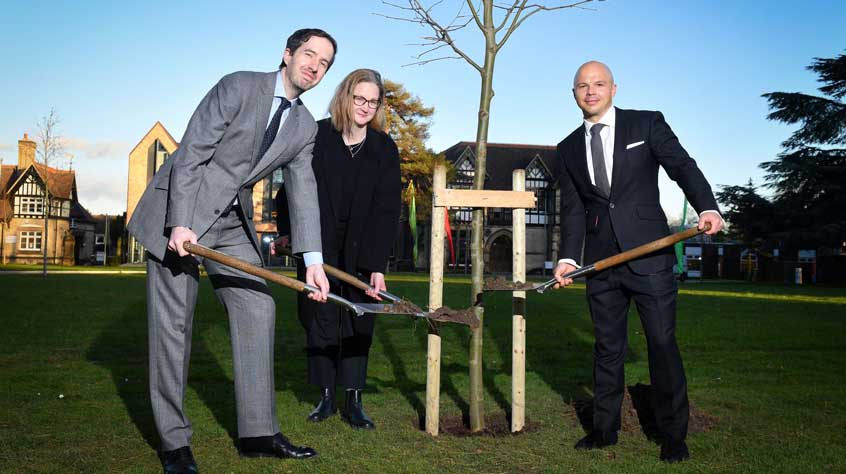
[468,0,498,431]
[42,191,49,277]
[380,0,600,434]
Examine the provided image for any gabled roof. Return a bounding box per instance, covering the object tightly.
[129,121,179,157]
[441,142,561,190]
[31,163,76,200]
[1,163,78,220]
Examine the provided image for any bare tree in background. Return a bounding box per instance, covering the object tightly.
[35,108,66,276]
[380,0,603,432]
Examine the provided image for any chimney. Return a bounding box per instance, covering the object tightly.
[18,133,36,169]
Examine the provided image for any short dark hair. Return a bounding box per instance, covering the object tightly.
[279,28,337,70]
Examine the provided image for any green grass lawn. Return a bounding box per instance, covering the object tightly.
[0,273,844,473]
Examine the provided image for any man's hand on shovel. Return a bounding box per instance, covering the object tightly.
[306,264,330,303]
[168,226,198,257]
[268,234,328,302]
[553,262,577,289]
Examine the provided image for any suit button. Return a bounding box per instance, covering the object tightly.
[609,203,615,209]
[214,209,220,215]
[352,242,358,247]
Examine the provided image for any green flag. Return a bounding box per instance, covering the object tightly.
[674,198,689,274]
[408,181,417,266]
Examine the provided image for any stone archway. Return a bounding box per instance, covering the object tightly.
[487,233,512,273]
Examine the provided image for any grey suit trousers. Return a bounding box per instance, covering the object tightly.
[147,207,279,450]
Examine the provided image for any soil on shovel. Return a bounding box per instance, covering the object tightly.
[483,276,538,291]
[390,299,425,315]
[572,383,719,442]
[428,306,481,328]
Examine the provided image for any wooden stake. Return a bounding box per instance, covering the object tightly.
[511,170,526,432]
[426,164,447,436]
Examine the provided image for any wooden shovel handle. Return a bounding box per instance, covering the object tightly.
[276,247,373,294]
[592,223,711,272]
[183,242,307,293]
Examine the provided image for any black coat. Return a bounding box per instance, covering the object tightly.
[276,118,402,275]
[557,108,719,274]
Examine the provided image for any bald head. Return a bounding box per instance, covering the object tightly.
[572,60,617,122]
[573,61,614,88]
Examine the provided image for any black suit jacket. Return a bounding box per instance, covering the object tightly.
[276,118,402,275]
[557,107,719,275]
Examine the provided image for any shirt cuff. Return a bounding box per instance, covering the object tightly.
[557,258,581,269]
[302,252,324,267]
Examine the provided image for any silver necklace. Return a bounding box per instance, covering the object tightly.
[347,135,366,159]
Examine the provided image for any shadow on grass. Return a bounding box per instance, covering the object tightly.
[86,301,159,449]
[85,277,274,451]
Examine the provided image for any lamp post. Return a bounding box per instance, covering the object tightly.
[263,235,273,266]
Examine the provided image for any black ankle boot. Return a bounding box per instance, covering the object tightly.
[343,389,375,429]
[307,387,336,422]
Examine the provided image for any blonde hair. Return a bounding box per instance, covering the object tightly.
[328,69,386,133]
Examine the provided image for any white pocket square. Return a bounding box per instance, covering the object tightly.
[626,141,645,150]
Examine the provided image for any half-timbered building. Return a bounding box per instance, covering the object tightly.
[0,134,95,265]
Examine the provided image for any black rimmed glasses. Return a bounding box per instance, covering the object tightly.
[353,95,381,109]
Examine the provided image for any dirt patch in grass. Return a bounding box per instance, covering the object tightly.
[418,414,541,437]
[573,383,719,442]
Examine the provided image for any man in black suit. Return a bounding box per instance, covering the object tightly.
[553,61,723,463]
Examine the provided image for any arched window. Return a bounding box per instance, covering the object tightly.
[526,159,551,225]
[452,157,475,222]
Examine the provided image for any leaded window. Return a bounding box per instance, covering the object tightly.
[19,231,42,251]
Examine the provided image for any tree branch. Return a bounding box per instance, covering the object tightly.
[382,0,483,72]
[497,0,596,52]
[465,0,485,31]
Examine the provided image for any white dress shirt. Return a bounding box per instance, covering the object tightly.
[583,107,616,188]
[268,71,321,266]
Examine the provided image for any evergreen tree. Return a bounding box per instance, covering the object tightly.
[760,52,846,252]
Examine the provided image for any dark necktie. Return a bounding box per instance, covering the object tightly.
[590,123,611,197]
[259,97,291,160]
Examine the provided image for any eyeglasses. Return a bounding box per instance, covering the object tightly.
[353,95,381,109]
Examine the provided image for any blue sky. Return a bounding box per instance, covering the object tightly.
[1,0,843,217]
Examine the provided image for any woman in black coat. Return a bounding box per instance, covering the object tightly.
[274,69,401,429]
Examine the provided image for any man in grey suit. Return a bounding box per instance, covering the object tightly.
[127,28,336,474]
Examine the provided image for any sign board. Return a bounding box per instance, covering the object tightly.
[5,236,16,244]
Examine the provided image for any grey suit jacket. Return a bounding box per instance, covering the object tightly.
[127,71,322,262]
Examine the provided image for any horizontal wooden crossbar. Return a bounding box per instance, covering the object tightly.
[434,189,536,209]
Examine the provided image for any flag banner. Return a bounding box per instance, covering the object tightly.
[408,181,417,266]
[445,209,455,266]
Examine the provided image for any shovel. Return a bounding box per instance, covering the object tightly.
[484,223,711,293]
[183,242,478,328]
[275,247,480,329]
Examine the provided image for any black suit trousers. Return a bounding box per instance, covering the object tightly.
[586,264,689,441]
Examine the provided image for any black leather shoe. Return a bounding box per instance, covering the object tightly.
[160,446,198,474]
[660,439,690,463]
[343,389,375,429]
[574,430,618,450]
[238,433,317,459]
[307,387,337,422]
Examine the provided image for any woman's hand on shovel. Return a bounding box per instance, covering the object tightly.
[366,272,386,301]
